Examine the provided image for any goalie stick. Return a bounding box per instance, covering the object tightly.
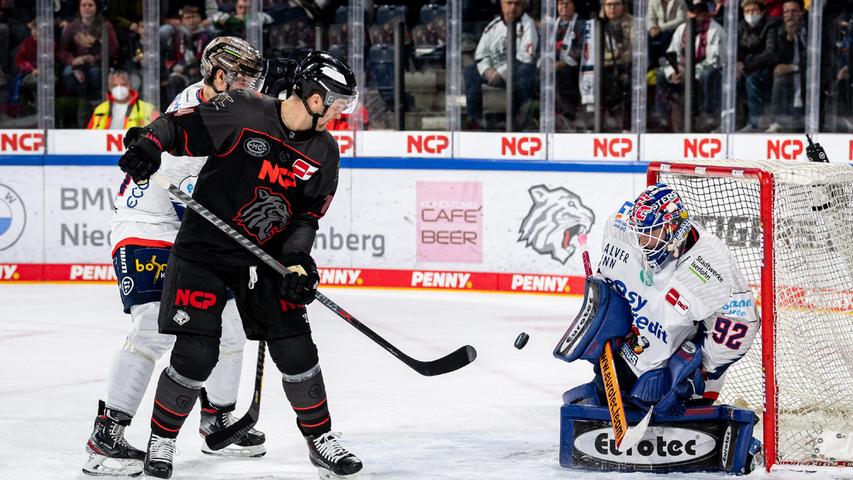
[148,172,477,377]
[576,234,652,451]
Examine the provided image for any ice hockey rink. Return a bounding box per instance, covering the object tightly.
[1,284,851,480]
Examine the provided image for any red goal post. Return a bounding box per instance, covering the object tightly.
[647,159,853,471]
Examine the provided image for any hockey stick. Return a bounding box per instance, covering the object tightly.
[205,340,265,450]
[148,173,477,377]
[577,234,652,450]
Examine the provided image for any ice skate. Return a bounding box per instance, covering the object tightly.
[199,400,266,457]
[82,400,145,477]
[305,431,362,479]
[144,433,176,479]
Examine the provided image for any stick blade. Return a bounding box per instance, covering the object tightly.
[412,345,477,376]
[204,411,259,451]
[617,406,654,451]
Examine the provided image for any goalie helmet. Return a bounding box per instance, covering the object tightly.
[628,183,692,271]
[200,36,264,92]
[292,50,358,128]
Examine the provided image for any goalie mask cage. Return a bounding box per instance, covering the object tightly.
[648,159,853,471]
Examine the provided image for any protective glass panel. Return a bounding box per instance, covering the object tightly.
[0,4,37,128]
[461,0,541,132]
[819,0,853,132]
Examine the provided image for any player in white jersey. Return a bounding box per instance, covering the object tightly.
[595,183,759,414]
[82,37,267,477]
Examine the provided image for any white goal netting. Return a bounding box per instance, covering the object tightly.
[653,159,853,467]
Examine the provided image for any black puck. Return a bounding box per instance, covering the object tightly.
[514,332,530,349]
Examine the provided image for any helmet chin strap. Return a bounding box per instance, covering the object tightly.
[301,97,329,130]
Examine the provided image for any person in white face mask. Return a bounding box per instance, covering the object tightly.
[87,70,159,129]
[735,0,781,132]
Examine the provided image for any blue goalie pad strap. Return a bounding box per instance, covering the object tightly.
[554,277,634,364]
[559,402,759,474]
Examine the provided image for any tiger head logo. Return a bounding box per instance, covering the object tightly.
[233,187,291,244]
[518,185,595,264]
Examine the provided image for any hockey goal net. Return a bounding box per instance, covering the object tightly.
[648,159,853,471]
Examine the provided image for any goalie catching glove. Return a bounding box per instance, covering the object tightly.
[119,126,162,183]
[279,252,320,305]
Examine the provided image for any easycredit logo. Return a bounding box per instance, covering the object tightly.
[767,139,803,160]
[683,137,721,159]
[333,133,353,155]
[501,136,541,156]
[411,271,471,289]
[407,134,449,154]
[593,137,632,158]
[0,132,44,152]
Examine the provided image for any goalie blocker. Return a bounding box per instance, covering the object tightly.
[554,276,761,474]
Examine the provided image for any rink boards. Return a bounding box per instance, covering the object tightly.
[1,130,851,292]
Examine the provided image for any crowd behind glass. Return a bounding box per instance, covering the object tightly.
[1,0,850,133]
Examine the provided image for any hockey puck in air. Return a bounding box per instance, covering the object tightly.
[514,332,530,349]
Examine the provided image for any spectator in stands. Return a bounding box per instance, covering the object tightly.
[736,0,779,131]
[600,0,634,131]
[652,0,724,132]
[646,0,687,68]
[211,0,272,37]
[555,0,585,129]
[107,0,143,87]
[57,0,119,102]
[464,0,538,130]
[0,0,33,76]
[162,5,213,105]
[86,70,157,129]
[822,2,852,131]
[766,0,806,132]
[11,19,37,118]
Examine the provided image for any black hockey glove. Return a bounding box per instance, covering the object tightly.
[119,128,162,183]
[279,252,320,305]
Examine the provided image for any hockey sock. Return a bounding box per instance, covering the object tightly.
[150,367,202,439]
[199,387,235,414]
[281,364,331,436]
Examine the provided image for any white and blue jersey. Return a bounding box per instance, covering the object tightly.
[598,202,759,398]
[111,81,208,253]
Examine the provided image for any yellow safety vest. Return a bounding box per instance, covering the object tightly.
[87,93,158,130]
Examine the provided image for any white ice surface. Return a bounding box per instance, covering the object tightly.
[1,285,850,480]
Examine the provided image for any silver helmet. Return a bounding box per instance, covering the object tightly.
[200,36,264,92]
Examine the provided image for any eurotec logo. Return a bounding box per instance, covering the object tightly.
[575,426,716,465]
[0,184,25,251]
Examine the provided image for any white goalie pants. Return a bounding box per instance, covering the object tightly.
[104,299,246,416]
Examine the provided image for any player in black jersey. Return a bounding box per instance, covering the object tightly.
[117,51,361,480]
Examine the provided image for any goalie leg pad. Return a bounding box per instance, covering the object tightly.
[554,276,634,364]
[559,400,759,474]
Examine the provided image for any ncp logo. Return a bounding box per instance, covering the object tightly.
[0,132,44,153]
[593,137,633,158]
[0,184,26,251]
[767,139,803,160]
[407,134,449,154]
[683,138,721,159]
[333,133,353,155]
[518,185,594,264]
[501,136,542,156]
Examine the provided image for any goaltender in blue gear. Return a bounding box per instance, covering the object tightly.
[553,183,763,474]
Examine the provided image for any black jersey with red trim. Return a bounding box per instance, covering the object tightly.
[144,89,339,266]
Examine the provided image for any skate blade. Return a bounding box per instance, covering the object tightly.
[201,441,266,458]
[82,453,143,477]
[317,466,360,480]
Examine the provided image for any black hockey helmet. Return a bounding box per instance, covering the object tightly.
[292,51,358,127]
